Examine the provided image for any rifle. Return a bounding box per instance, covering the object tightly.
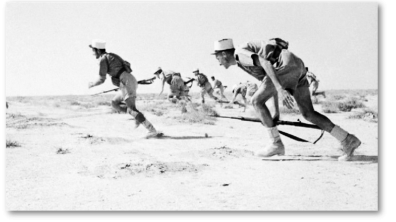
[211,115,324,144]
[93,88,119,95]
[217,100,246,107]
[137,77,156,85]
[93,77,157,96]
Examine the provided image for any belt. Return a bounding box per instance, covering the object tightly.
[113,67,126,79]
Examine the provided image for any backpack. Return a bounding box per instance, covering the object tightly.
[269,38,289,50]
[123,60,133,73]
[106,53,133,74]
[267,38,289,63]
[198,74,208,86]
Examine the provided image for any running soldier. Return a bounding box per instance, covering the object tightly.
[88,39,162,138]
[153,67,194,103]
[306,67,326,99]
[211,38,361,161]
[211,76,228,101]
[193,69,218,104]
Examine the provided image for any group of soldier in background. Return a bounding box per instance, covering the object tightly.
[87,37,360,162]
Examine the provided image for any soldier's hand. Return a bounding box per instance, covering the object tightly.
[278,88,294,109]
[88,82,95,89]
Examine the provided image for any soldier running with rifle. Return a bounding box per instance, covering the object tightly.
[211,38,361,161]
[88,39,162,138]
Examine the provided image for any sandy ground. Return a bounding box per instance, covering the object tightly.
[5,98,378,211]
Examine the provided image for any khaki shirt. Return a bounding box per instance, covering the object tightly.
[98,53,125,81]
[196,73,209,87]
[235,39,280,81]
[161,70,181,85]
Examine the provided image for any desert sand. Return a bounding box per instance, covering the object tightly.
[5,94,378,211]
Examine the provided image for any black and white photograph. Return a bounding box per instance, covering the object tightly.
[4,0,381,214]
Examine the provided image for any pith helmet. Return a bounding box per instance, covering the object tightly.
[89,39,106,49]
[212,39,234,54]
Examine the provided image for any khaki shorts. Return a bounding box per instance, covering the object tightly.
[168,76,187,97]
[113,71,138,103]
[260,50,308,96]
[201,81,214,95]
[214,85,224,95]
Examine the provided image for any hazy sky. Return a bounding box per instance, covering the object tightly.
[5,1,377,96]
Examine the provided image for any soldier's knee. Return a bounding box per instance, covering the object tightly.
[251,97,260,107]
[301,109,315,120]
[135,112,146,123]
[111,100,120,109]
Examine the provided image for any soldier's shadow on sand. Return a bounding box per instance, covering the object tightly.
[261,155,378,163]
[159,135,215,140]
[351,155,378,163]
[329,155,378,163]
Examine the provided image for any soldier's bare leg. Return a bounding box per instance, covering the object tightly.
[251,84,276,127]
[124,97,157,134]
[252,82,285,157]
[270,93,280,122]
[111,92,127,113]
[293,85,360,160]
[293,86,334,132]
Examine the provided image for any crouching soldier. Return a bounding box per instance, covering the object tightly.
[212,38,361,161]
[153,67,193,103]
[88,39,162,138]
[211,76,228,101]
[193,69,218,104]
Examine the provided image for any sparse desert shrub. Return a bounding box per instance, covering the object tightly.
[96,101,111,106]
[280,106,300,115]
[6,139,21,148]
[14,96,29,103]
[322,96,366,113]
[150,109,164,116]
[7,113,25,119]
[56,148,70,154]
[70,101,81,106]
[201,104,218,116]
[171,104,217,125]
[80,103,96,109]
[348,108,378,122]
[321,100,340,113]
[337,97,365,112]
[332,95,346,100]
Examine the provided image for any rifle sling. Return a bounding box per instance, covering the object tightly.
[278,130,310,143]
[211,115,324,144]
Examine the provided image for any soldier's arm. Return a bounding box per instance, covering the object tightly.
[253,55,294,109]
[89,58,107,88]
